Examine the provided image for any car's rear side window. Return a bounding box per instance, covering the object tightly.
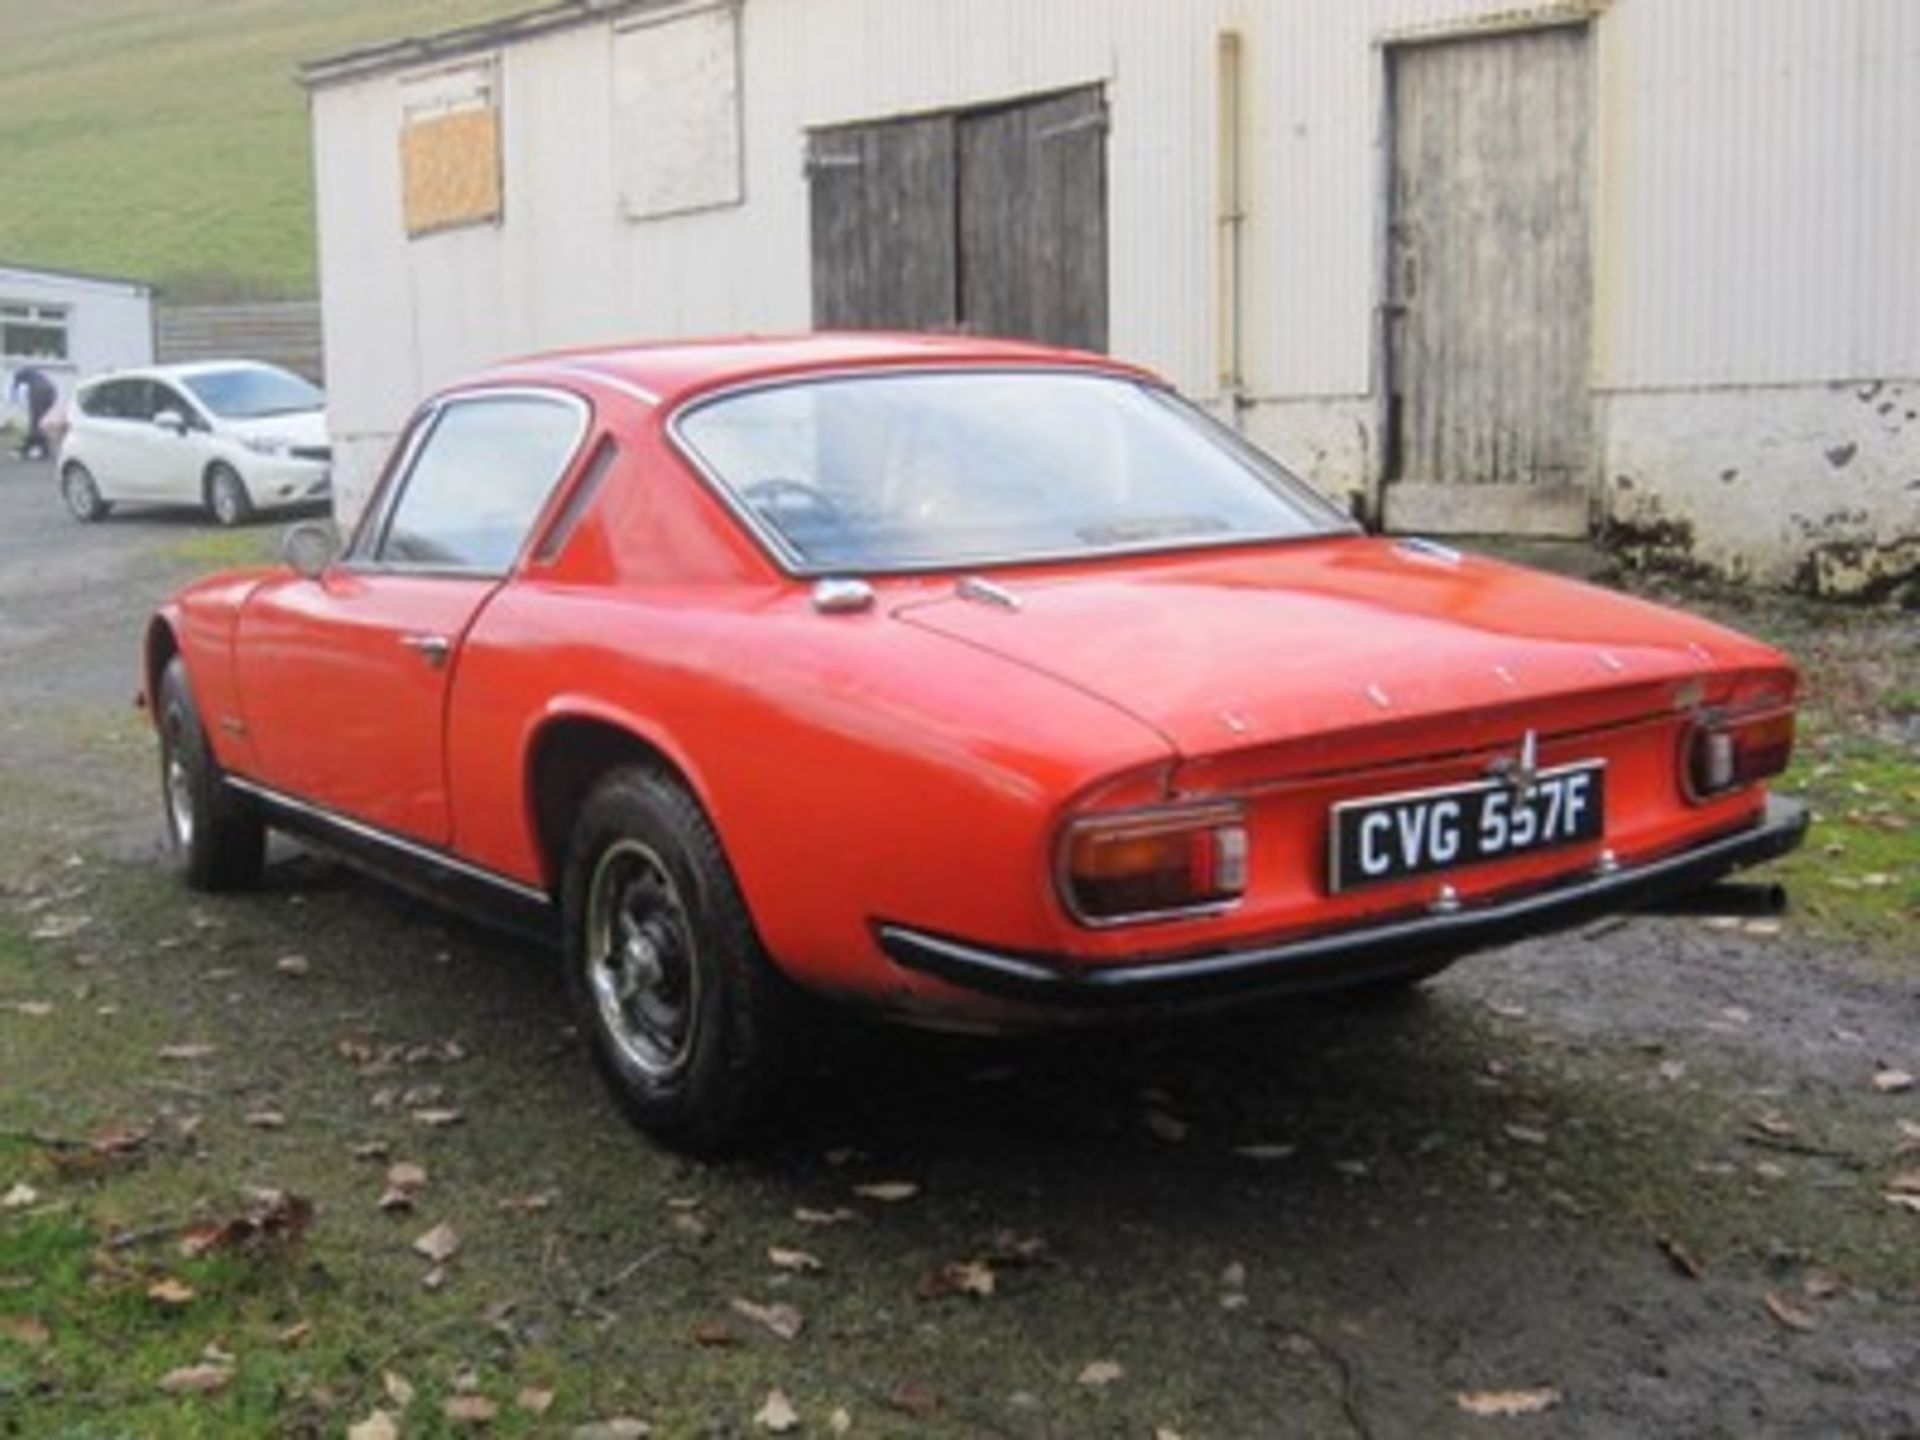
[376,394,586,574]
[82,378,151,421]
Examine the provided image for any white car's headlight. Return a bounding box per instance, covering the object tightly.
[240,435,292,458]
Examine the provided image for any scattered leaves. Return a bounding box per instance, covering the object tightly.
[768,1246,824,1274]
[1764,1291,1818,1332]
[179,1191,313,1259]
[917,1259,996,1301]
[445,1394,500,1425]
[1456,1388,1561,1417]
[730,1297,804,1341]
[158,1363,233,1395]
[1656,1236,1705,1281]
[146,1277,195,1307]
[413,1222,461,1265]
[852,1180,919,1203]
[348,1413,400,1440]
[886,1380,940,1419]
[755,1388,800,1433]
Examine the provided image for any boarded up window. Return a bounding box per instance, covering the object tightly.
[613,2,743,220]
[400,61,503,237]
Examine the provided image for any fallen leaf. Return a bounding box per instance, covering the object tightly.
[421,1265,449,1291]
[275,954,311,977]
[412,1107,465,1128]
[147,1277,196,1307]
[352,1141,391,1162]
[498,1191,555,1215]
[1077,1359,1124,1387]
[1503,1124,1549,1147]
[571,1421,651,1440]
[691,1318,737,1347]
[853,1180,919,1203]
[1143,1110,1190,1143]
[445,1394,499,1425]
[1656,1236,1705,1281]
[669,1211,711,1243]
[158,1044,215,1062]
[917,1259,996,1301]
[1888,1170,1920,1196]
[755,1388,800,1433]
[1802,1271,1845,1300]
[1233,1143,1298,1162]
[830,1407,853,1434]
[1885,1194,1920,1215]
[1456,1387,1560,1417]
[1,1001,52,1017]
[768,1246,824,1274]
[383,1371,416,1408]
[179,1191,313,1259]
[730,1297,804,1341]
[1872,1069,1915,1095]
[887,1380,940,1418]
[89,1124,151,1156]
[158,1363,233,1395]
[1752,1113,1799,1139]
[277,1320,313,1348]
[1764,1291,1818,1332]
[380,1162,429,1212]
[2,1183,39,1211]
[794,1206,856,1227]
[413,1221,461,1264]
[0,1315,49,1348]
[518,1387,555,1416]
[1742,918,1783,938]
[244,1110,287,1130]
[348,1412,400,1440]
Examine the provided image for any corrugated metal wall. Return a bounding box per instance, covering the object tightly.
[309,0,1920,576]
[155,302,325,384]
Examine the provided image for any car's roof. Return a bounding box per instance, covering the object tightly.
[78,359,303,388]
[471,332,1153,409]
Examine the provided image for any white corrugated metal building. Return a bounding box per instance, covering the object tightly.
[303,0,1920,598]
[1,262,156,436]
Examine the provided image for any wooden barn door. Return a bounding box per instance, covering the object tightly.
[1383,26,1594,537]
[808,86,1108,351]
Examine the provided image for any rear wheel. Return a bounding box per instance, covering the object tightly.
[158,657,265,891]
[562,767,792,1152]
[61,462,111,522]
[206,464,253,527]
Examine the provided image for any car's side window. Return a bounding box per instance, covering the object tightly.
[85,379,140,420]
[149,383,204,430]
[375,394,586,575]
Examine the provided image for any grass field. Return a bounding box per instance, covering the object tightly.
[0,0,528,300]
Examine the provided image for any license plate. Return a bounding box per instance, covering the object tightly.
[1329,762,1606,893]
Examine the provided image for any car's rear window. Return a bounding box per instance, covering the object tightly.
[672,370,1352,575]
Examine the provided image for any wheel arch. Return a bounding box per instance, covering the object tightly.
[144,615,183,724]
[525,711,717,895]
[202,458,247,505]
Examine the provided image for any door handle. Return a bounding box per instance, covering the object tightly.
[400,633,451,668]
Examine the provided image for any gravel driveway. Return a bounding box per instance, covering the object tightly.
[0,454,1915,1437]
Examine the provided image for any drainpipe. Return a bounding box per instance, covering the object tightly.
[1216,30,1250,431]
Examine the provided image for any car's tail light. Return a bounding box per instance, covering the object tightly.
[1683,708,1795,802]
[1061,806,1247,924]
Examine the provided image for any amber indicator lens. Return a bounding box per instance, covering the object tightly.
[1066,813,1247,921]
[1687,709,1794,800]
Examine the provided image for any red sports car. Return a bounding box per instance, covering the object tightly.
[145,335,1806,1148]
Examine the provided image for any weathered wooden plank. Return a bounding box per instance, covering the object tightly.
[957,86,1108,352]
[808,115,956,332]
[1385,25,1593,534]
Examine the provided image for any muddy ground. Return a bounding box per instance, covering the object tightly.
[0,455,1915,1438]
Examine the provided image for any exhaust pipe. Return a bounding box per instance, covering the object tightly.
[1642,880,1789,918]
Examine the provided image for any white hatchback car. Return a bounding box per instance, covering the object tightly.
[58,361,331,526]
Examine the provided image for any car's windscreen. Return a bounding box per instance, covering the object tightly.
[673,371,1353,573]
[181,367,323,419]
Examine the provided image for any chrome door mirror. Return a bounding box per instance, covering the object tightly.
[153,409,188,436]
[282,520,340,579]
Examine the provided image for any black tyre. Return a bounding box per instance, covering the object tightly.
[206,463,253,527]
[157,657,266,892]
[61,462,111,522]
[562,767,791,1152]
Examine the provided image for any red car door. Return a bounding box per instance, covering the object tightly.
[234,390,592,848]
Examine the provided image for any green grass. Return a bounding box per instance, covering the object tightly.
[0,0,529,299]
[1771,730,1920,956]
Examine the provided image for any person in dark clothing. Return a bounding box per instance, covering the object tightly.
[8,366,58,459]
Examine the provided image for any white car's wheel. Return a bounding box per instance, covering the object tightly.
[61,462,111,522]
[206,463,253,527]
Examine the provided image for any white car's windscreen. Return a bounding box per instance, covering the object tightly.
[182,367,323,420]
[674,371,1352,574]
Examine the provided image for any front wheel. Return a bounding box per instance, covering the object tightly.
[206,464,253,527]
[158,657,265,891]
[562,768,792,1152]
[61,463,111,522]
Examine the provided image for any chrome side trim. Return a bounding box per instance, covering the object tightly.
[224,775,549,906]
[546,365,661,407]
